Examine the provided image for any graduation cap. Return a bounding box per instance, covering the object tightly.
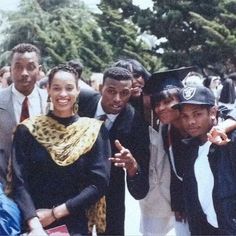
[144,66,197,95]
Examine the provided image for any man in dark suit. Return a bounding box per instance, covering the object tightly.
[79,67,150,235]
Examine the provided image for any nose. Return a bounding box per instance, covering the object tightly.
[21,68,29,77]
[157,103,165,112]
[114,93,121,102]
[187,117,196,126]
[59,89,68,97]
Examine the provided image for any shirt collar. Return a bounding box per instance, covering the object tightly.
[96,99,119,122]
[12,84,38,104]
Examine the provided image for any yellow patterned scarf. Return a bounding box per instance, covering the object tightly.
[22,115,106,233]
[22,115,102,166]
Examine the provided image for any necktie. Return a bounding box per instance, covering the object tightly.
[20,97,29,122]
[98,114,107,121]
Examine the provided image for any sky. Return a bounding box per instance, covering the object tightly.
[0,0,153,11]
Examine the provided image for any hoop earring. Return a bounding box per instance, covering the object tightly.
[73,103,79,114]
[46,96,53,113]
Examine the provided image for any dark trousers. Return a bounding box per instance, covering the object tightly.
[190,215,226,235]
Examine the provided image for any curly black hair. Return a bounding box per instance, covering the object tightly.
[48,64,79,88]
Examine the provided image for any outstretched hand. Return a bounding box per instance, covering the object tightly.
[207,126,230,145]
[109,140,138,177]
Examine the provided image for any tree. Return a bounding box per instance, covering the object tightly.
[96,0,162,71]
[0,0,113,73]
[132,0,236,74]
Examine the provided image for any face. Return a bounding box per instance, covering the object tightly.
[11,52,41,96]
[101,78,132,114]
[154,96,180,124]
[180,104,216,141]
[47,71,79,118]
[131,75,145,97]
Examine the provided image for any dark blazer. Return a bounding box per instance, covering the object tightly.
[79,89,150,235]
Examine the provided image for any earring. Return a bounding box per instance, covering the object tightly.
[73,103,79,114]
[46,96,53,113]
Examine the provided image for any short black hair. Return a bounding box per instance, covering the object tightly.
[67,59,83,78]
[112,59,150,81]
[48,64,79,88]
[10,43,41,62]
[103,67,133,84]
[151,88,181,109]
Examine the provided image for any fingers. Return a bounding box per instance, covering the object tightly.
[207,127,230,145]
[114,139,123,151]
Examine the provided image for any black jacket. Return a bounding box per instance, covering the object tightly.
[79,89,150,235]
[183,131,236,235]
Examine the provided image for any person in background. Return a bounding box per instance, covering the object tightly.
[12,64,111,236]
[112,59,150,121]
[79,66,150,235]
[219,76,236,109]
[203,76,221,104]
[68,59,94,91]
[182,71,204,87]
[174,86,236,235]
[0,66,10,89]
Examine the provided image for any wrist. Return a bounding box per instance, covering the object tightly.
[28,217,43,231]
[51,207,58,221]
[127,163,138,177]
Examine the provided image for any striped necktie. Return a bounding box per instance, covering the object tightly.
[20,97,29,122]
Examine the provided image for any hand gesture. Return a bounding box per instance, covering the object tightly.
[109,140,138,177]
[207,126,230,145]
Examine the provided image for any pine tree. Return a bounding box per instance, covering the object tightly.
[0,0,113,73]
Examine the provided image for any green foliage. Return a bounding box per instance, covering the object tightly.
[96,0,162,72]
[132,0,236,74]
[0,0,113,74]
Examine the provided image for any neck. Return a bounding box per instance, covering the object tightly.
[52,110,75,118]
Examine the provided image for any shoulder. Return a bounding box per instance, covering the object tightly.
[79,88,100,100]
[0,86,12,102]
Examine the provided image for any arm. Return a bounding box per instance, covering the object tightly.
[109,112,150,199]
[12,125,46,233]
[207,118,236,145]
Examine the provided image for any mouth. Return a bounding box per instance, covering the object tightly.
[187,127,199,134]
[57,99,70,105]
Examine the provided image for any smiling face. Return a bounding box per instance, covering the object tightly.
[11,52,41,96]
[131,75,145,98]
[48,70,79,118]
[180,104,216,142]
[154,95,180,124]
[101,78,132,114]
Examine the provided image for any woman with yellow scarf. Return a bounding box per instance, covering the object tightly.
[12,64,111,235]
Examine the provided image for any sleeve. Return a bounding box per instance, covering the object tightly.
[226,108,236,120]
[66,125,111,214]
[126,112,150,200]
[170,173,185,212]
[12,125,37,221]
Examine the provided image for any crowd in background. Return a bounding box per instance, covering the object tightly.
[0,42,236,236]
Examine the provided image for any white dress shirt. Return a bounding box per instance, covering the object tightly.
[12,85,46,123]
[95,99,119,130]
[194,141,218,228]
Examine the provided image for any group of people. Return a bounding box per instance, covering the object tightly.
[0,41,236,236]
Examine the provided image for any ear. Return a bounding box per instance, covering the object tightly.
[209,106,217,121]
